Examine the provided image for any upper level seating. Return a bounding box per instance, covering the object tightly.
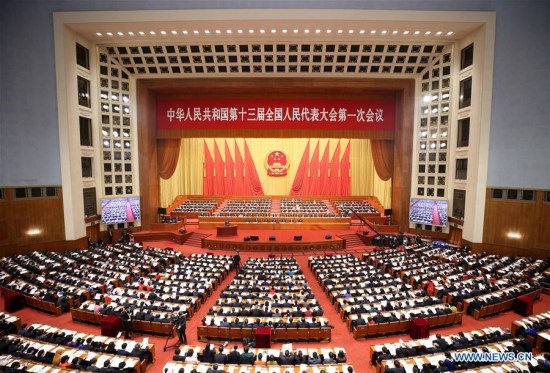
[333,201,379,216]
[216,199,272,217]
[173,200,218,213]
[280,199,337,218]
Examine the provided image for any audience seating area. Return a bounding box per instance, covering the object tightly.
[332,201,380,216]
[280,199,337,218]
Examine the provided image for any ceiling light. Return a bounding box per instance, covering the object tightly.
[128,32,134,36]
[392,30,398,35]
[149,31,156,35]
[160,31,167,35]
[431,133,437,138]
[326,29,332,34]
[139,31,145,35]
[420,144,426,149]
[113,130,119,137]
[111,94,118,100]
[182,30,188,35]
[370,30,376,34]
[282,29,287,33]
[124,107,129,114]
[96,32,102,36]
[430,143,436,149]
[102,104,109,110]
[447,31,454,36]
[102,129,108,136]
[122,96,129,103]
[193,30,199,34]
[215,30,221,34]
[315,29,321,34]
[425,31,431,35]
[237,29,243,34]
[123,131,129,137]
[125,142,130,148]
[442,93,450,99]
[431,108,438,114]
[304,29,310,34]
[115,141,121,148]
[348,30,354,34]
[337,29,343,34]
[381,30,387,35]
[423,95,431,103]
[359,30,365,34]
[103,140,109,146]
[507,232,522,239]
[249,29,254,34]
[293,29,299,33]
[259,29,265,34]
[106,32,113,36]
[227,29,232,34]
[414,31,420,35]
[436,31,442,35]
[441,131,448,137]
[171,30,177,35]
[204,30,210,34]
[403,31,409,35]
[271,29,276,34]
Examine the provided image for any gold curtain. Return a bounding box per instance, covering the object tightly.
[160,138,392,208]
[157,139,181,180]
[370,140,394,181]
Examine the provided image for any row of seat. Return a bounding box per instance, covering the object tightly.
[466,288,541,320]
[197,326,332,343]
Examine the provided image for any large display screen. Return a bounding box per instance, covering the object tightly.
[409,198,448,227]
[101,197,141,225]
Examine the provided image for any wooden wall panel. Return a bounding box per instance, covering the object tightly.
[0,187,66,255]
[483,189,550,252]
[137,77,415,230]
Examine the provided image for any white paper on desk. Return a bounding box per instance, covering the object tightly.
[143,337,149,346]
[325,366,337,373]
[403,362,415,373]
[413,358,425,367]
[268,348,280,357]
[385,360,395,369]
[481,369,493,373]
[427,355,443,366]
[492,366,505,373]
[281,343,292,352]
[95,355,109,367]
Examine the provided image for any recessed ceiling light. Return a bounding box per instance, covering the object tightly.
[304,29,310,34]
[414,31,420,35]
[271,29,276,34]
[160,31,166,35]
[128,31,134,36]
[315,29,321,34]
[370,30,376,34]
[381,30,387,34]
[403,31,409,35]
[227,29,232,34]
[447,31,454,36]
[392,30,398,35]
[337,29,343,34]
[249,29,254,34]
[193,30,199,34]
[359,30,365,34]
[282,29,287,33]
[259,29,265,34]
[96,32,102,36]
[139,31,145,35]
[348,30,354,34]
[215,30,221,34]
[425,31,431,35]
[204,30,210,34]
[326,29,332,34]
[237,29,243,34]
[150,31,156,35]
[293,29,299,33]
[171,30,177,35]
[106,32,113,36]
[436,31,442,35]
[117,32,124,36]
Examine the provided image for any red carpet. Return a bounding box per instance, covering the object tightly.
[3,241,550,373]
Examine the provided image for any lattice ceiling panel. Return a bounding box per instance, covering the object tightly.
[100,41,449,77]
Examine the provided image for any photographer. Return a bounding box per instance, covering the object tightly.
[175,312,187,345]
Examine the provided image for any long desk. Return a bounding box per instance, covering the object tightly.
[199,216,350,230]
[217,225,238,236]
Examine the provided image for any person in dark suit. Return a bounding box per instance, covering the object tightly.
[214,347,227,364]
[227,345,241,364]
[206,364,225,373]
[390,360,405,373]
[176,313,187,345]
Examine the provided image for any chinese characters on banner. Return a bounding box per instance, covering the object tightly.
[156,98,395,131]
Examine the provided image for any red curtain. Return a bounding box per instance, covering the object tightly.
[371,140,394,181]
[290,140,310,196]
[224,140,235,195]
[329,141,341,196]
[213,141,225,195]
[203,141,215,195]
[234,141,244,195]
[319,141,330,195]
[340,141,351,196]
[243,140,264,195]
[308,140,321,195]
[157,139,181,180]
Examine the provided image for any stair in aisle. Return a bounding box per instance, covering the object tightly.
[271,198,281,216]
[323,199,339,216]
[337,233,371,252]
[183,232,211,248]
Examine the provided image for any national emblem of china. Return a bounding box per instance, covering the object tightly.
[265,150,289,176]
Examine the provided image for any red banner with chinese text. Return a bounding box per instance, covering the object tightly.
[156,98,395,131]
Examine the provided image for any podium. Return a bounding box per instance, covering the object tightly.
[101,315,122,337]
[410,318,430,339]
[4,289,25,313]
[255,327,272,348]
[216,225,238,237]
[514,295,534,316]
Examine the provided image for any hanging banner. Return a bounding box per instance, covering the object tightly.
[157,98,395,131]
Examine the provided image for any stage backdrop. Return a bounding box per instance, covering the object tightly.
[159,138,392,208]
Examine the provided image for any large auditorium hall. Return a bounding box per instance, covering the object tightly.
[1,1,549,373]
